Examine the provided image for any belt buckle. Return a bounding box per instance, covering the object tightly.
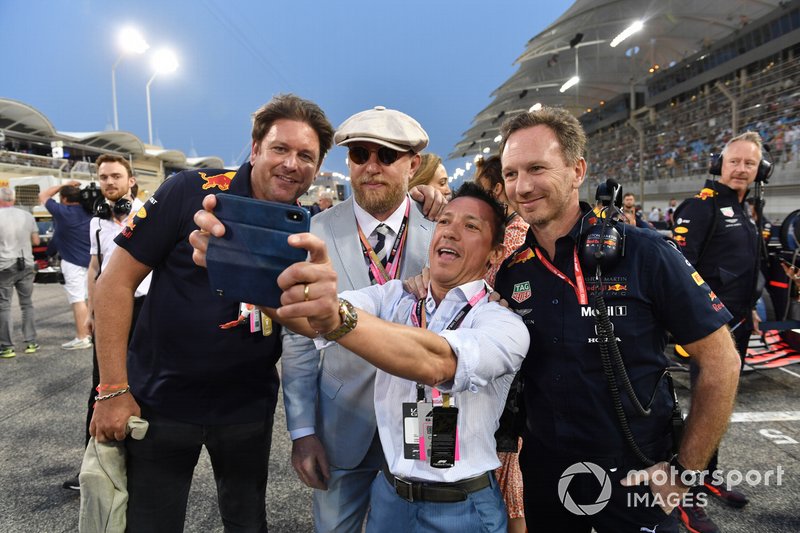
[394,477,414,502]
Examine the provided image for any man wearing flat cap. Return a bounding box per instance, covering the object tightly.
[281,106,438,532]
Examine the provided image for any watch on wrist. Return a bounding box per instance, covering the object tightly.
[323,298,358,341]
[669,454,704,487]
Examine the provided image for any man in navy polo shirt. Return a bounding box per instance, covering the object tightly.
[493,106,741,532]
[89,94,335,532]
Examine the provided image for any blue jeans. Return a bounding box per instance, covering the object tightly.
[366,471,507,533]
[0,266,36,347]
[125,406,274,533]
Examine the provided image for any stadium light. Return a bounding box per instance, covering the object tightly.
[493,134,502,143]
[610,20,644,48]
[146,48,179,145]
[560,76,580,93]
[112,27,149,130]
[530,103,543,112]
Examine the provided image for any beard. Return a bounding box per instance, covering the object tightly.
[103,188,128,202]
[352,177,407,217]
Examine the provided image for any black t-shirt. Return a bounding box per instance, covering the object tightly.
[114,163,281,425]
[495,204,732,458]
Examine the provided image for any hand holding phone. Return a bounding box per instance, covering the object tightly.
[205,193,310,308]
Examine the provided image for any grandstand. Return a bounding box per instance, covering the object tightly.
[453,0,800,221]
[0,97,225,210]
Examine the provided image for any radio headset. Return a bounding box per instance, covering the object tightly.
[92,193,132,280]
[708,150,773,183]
[78,182,133,220]
[578,178,626,272]
[94,197,132,220]
[579,179,681,467]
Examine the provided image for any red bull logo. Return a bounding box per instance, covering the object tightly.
[606,283,627,292]
[695,187,717,200]
[603,239,616,247]
[509,247,535,267]
[200,171,235,191]
[709,291,718,301]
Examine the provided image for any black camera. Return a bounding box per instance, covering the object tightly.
[78,183,104,215]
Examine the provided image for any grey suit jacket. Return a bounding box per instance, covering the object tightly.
[281,196,434,469]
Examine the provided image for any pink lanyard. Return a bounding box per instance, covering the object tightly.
[411,285,487,407]
[356,202,410,285]
[534,246,589,305]
[410,286,488,329]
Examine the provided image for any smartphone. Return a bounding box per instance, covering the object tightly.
[205,193,310,308]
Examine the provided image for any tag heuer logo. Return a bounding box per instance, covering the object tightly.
[512,281,532,303]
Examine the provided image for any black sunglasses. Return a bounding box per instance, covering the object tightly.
[348,145,408,166]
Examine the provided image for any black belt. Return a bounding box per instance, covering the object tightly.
[381,463,492,503]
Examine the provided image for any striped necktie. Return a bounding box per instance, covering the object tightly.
[373,224,390,267]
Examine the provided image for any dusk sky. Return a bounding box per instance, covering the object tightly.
[1,0,572,182]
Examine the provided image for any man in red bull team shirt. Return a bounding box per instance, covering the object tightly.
[670,131,767,531]
[492,106,741,533]
[89,94,335,532]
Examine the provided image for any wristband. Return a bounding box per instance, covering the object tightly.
[96,382,129,393]
[94,387,131,402]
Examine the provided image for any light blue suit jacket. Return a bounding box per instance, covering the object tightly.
[281,196,434,469]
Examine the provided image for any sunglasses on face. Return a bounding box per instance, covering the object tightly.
[348,145,408,166]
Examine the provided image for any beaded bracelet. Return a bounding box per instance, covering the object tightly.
[94,387,130,402]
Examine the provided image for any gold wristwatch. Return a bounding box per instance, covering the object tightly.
[323,298,358,341]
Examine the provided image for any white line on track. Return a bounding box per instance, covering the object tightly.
[730,411,800,423]
[780,366,800,379]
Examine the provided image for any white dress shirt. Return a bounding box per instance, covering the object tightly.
[352,195,410,254]
[340,278,529,483]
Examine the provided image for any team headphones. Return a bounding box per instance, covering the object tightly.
[95,197,132,220]
[708,147,773,183]
[578,178,627,273]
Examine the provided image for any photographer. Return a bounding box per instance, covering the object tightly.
[672,131,768,530]
[39,180,92,350]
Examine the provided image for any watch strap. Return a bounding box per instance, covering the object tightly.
[323,299,357,341]
[670,454,704,487]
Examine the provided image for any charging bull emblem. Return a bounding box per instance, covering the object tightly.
[695,188,717,201]
[509,247,535,267]
[200,171,236,191]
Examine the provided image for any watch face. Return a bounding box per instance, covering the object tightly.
[341,300,357,323]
